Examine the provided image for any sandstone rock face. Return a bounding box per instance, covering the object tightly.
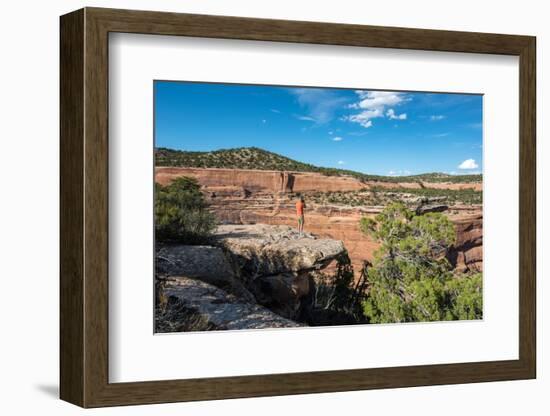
[156,166,367,193]
[203,185,249,198]
[209,197,482,278]
[213,224,347,277]
[156,166,482,192]
[449,213,483,272]
[155,167,483,278]
[156,245,254,302]
[161,277,301,330]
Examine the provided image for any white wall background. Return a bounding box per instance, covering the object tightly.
[0,0,545,414]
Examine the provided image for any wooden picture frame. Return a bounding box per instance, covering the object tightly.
[60,7,536,408]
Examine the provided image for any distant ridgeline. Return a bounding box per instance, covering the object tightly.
[155,147,483,184]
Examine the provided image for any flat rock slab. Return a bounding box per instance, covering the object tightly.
[162,277,301,330]
[156,244,255,302]
[156,245,234,279]
[213,224,346,276]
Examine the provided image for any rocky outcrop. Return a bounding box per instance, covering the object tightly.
[213,224,346,277]
[210,224,347,320]
[155,224,348,329]
[156,245,232,279]
[448,213,483,272]
[159,276,301,330]
[156,245,255,302]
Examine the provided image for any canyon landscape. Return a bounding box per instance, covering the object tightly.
[153,81,483,332]
[156,163,483,275]
[154,147,483,331]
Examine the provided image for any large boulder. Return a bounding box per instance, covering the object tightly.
[155,244,254,302]
[158,277,301,331]
[213,224,346,277]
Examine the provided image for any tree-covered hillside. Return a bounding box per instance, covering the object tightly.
[156,147,482,184]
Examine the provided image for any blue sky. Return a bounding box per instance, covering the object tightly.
[154,81,483,176]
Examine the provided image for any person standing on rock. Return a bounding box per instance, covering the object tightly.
[296,195,306,235]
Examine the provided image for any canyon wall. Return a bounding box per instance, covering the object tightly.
[156,167,482,192]
[155,167,483,277]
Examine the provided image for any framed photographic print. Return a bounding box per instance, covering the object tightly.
[60,7,536,408]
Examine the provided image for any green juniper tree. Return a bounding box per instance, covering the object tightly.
[155,176,216,244]
[360,202,482,323]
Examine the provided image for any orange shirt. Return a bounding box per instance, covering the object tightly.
[296,201,305,216]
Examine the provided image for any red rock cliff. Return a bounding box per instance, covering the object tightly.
[155,167,482,277]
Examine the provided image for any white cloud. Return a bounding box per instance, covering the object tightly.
[270,109,281,113]
[332,136,343,142]
[386,108,407,120]
[328,131,334,135]
[458,158,479,169]
[430,115,446,121]
[345,90,409,128]
[352,90,406,110]
[344,109,380,128]
[262,119,267,124]
[432,133,450,138]
[337,160,345,165]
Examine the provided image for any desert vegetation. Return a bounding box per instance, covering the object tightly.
[155,176,216,244]
[306,187,482,207]
[156,147,482,184]
[359,202,482,323]
[155,284,216,333]
[306,254,368,326]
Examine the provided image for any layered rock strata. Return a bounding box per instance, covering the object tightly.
[155,167,483,276]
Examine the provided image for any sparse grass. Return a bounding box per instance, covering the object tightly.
[303,187,482,207]
[370,186,483,205]
[302,255,368,326]
[155,295,216,333]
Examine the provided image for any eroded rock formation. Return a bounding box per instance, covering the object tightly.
[213,224,346,277]
[448,213,483,272]
[159,276,301,330]
[155,224,348,330]
[155,167,483,277]
[156,245,255,302]
[156,166,482,192]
